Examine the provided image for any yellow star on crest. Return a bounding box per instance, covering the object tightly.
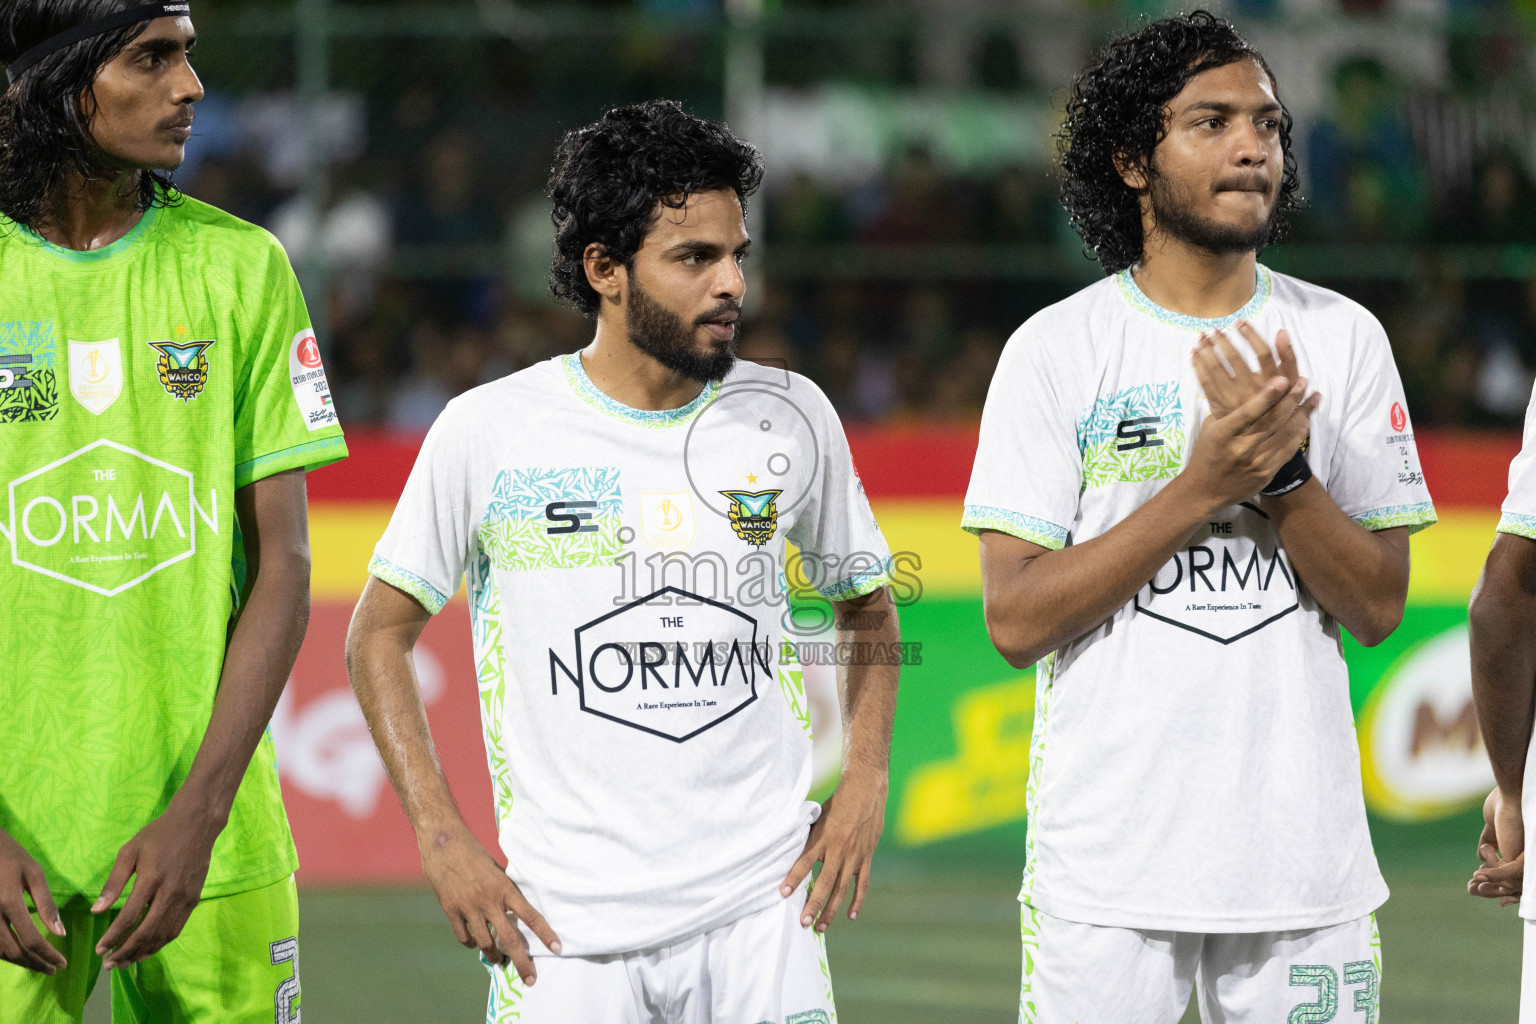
[745,472,758,484]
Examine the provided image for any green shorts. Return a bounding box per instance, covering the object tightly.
[0,875,300,1024]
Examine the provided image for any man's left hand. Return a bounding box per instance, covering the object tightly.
[1194,321,1301,419]
[1470,786,1525,907]
[779,770,888,932]
[92,801,222,968]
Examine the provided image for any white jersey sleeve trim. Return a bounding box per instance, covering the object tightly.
[960,504,1068,550]
[818,555,895,601]
[369,553,451,615]
[1349,501,1437,534]
[1498,512,1536,540]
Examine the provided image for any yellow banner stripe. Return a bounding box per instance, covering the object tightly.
[308,500,1497,605]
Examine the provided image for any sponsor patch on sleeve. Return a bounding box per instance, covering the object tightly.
[288,328,338,431]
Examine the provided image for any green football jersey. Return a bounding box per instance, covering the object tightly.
[0,193,347,901]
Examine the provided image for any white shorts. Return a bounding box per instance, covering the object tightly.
[484,889,837,1024]
[1521,919,1536,1022]
[1019,903,1382,1024]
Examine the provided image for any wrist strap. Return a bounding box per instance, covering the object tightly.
[1260,446,1312,497]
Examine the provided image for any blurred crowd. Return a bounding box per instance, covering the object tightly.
[172,8,1536,432]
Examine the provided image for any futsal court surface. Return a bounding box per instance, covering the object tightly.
[75,858,1521,1022]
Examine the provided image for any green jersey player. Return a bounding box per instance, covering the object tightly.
[0,4,346,1022]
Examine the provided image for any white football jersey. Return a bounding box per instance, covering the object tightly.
[371,353,893,955]
[963,265,1436,932]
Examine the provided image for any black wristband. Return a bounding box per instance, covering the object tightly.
[1260,447,1312,497]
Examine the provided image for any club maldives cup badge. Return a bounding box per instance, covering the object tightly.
[288,329,339,432]
[67,338,122,415]
[148,339,215,401]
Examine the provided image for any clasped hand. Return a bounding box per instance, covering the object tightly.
[1182,320,1320,512]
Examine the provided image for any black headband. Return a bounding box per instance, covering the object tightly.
[4,2,191,85]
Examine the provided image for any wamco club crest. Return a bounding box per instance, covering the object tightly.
[148,339,215,401]
[719,489,781,546]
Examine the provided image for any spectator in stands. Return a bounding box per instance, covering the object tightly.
[395,126,503,250]
[387,321,492,432]
[1307,55,1423,240]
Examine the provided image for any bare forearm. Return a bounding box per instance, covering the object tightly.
[175,560,310,824]
[176,472,313,825]
[345,625,467,841]
[1264,479,1407,646]
[984,475,1210,667]
[832,590,900,778]
[1471,539,1536,793]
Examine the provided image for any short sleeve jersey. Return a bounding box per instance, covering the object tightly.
[0,195,347,900]
[1495,380,1536,920]
[370,354,893,956]
[963,266,1436,932]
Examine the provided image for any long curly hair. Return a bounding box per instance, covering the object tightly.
[0,0,181,228]
[547,99,763,316]
[1058,10,1301,274]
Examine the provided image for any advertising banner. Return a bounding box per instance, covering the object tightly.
[278,428,1512,882]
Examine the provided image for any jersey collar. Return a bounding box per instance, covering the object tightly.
[1117,264,1273,332]
[560,351,721,428]
[10,201,162,264]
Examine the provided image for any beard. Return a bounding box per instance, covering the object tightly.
[625,275,738,384]
[1148,170,1278,255]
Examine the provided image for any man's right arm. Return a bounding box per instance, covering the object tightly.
[0,831,66,974]
[1467,532,1536,899]
[982,376,1313,668]
[345,576,561,985]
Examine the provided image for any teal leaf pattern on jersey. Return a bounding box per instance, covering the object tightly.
[468,549,516,830]
[1076,381,1185,490]
[778,663,813,736]
[1118,264,1273,332]
[369,555,450,615]
[819,554,895,600]
[479,467,624,572]
[1500,511,1536,539]
[1352,501,1436,535]
[0,321,59,423]
[561,352,719,428]
[960,505,1068,549]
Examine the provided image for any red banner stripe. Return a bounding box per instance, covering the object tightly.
[307,427,1518,507]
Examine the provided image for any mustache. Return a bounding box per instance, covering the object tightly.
[1214,174,1272,193]
[695,300,742,325]
[159,108,194,131]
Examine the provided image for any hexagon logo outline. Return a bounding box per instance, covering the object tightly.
[6,438,197,597]
[1132,594,1299,644]
[566,585,765,743]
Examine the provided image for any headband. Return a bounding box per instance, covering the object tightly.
[5,3,191,85]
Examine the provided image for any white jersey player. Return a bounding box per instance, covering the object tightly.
[1468,380,1536,1019]
[965,14,1433,1021]
[345,101,901,1024]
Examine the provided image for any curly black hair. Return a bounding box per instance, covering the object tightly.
[0,0,181,229]
[547,99,763,316]
[1058,10,1301,274]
